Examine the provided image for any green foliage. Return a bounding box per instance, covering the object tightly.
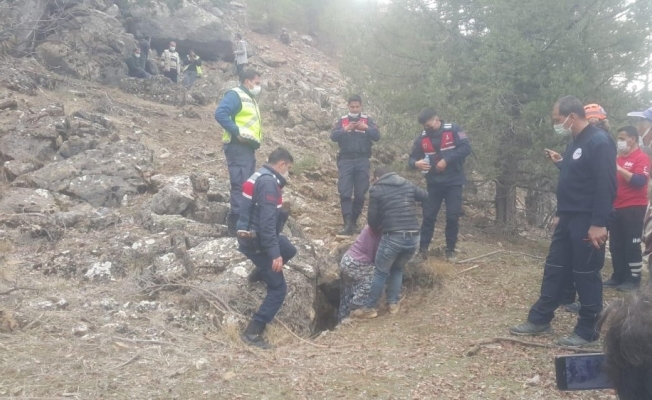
[332,0,652,225]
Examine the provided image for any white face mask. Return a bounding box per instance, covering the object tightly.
[134,54,140,58]
[617,140,629,153]
[281,170,289,180]
[169,47,176,52]
[348,112,361,118]
[250,85,262,96]
[553,115,572,136]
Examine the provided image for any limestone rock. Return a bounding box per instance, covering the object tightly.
[150,176,196,216]
[20,141,153,207]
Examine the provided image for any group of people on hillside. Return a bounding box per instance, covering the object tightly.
[213,69,474,345]
[125,39,203,88]
[510,98,652,348]
[212,67,652,397]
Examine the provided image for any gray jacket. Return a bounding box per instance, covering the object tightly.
[368,173,428,233]
[234,40,248,65]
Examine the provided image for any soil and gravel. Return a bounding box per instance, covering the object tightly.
[0,2,633,398]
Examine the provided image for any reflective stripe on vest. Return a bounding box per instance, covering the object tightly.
[420,123,455,155]
[222,87,262,144]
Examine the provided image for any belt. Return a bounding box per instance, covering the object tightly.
[385,231,420,237]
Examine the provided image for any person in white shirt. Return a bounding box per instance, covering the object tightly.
[160,41,181,83]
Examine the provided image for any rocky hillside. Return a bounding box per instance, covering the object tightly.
[0,0,399,340]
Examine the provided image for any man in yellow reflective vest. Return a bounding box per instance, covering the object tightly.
[215,69,263,236]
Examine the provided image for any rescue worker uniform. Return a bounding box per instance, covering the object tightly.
[606,147,649,289]
[237,165,297,348]
[214,85,262,235]
[408,122,472,255]
[331,113,380,234]
[527,123,616,342]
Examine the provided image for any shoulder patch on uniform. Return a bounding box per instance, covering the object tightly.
[573,148,582,160]
[458,131,468,140]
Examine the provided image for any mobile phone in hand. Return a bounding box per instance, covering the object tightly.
[555,353,612,391]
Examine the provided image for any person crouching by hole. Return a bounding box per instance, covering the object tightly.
[600,290,652,400]
[338,225,382,322]
[351,167,428,319]
[237,147,296,349]
[125,47,150,79]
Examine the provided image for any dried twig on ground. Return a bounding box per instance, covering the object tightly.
[0,286,38,295]
[456,250,504,264]
[456,250,546,265]
[111,352,141,370]
[466,337,600,356]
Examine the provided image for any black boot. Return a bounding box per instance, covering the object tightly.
[338,216,355,236]
[227,213,238,237]
[241,320,271,349]
[351,216,361,233]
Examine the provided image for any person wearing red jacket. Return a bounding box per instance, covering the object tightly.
[604,126,650,292]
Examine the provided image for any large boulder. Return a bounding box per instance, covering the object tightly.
[191,238,330,335]
[150,176,196,216]
[17,141,153,207]
[34,8,136,84]
[126,4,231,61]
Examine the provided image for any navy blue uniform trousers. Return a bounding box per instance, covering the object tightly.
[420,184,463,251]
[528,213,604,341]
[239,235,297,324]
[224,143,256,216]
[337,158,370,222]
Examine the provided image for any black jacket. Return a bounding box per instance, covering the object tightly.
[125,55,145,76]
[236,165,287,259]
[368,173,428,233]
[408,122,472,187]
[556,124,617,227]
[330,114,380,160]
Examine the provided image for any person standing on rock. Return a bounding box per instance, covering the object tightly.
[214,69,263,236]
[182,49,202,88]
[138,36,151,73]
[331,95,380,236]
[409,107,472,262]
[510,96,616,347]
[160,41,181,83]
[352,167,427,319]
[234,33,248,76]
[125,47,150,79]
[236,147,297,349]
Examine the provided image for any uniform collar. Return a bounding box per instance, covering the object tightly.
[263,164,287,188]
[239,85,254,97]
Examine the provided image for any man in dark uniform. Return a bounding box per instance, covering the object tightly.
[510,95,617,347]
[214,69,263,236]
[237,147,297,349]
[331,95,380,235]
[409,108,472,262]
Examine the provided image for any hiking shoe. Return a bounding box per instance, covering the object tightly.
[602,278,621,288]
[509,321,552,336]
[556,333,598,348]
[247,267,263,284]
[241,333,271,349]
[351,308,378,319]
[388,303,400,315]
[445,250,457,263]
[562,302,580,314]
[616,281,640,292]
